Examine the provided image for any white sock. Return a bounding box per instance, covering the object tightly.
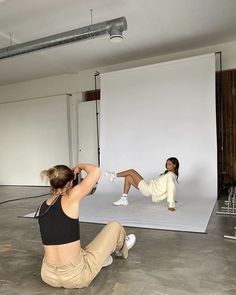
[122,193,128,198]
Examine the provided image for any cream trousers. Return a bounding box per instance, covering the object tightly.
[41,221,127,289]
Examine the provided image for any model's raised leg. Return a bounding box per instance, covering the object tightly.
[117,169,143,192]
[106,169,143,206]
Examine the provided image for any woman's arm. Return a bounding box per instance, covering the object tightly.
[70,163,101,201]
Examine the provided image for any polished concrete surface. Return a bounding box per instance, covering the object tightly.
[0,186,236,295]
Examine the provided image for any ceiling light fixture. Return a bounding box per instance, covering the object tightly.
[0,16,128,60]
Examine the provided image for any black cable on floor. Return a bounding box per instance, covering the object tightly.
[0,192,50,205]
[0,173,87,205]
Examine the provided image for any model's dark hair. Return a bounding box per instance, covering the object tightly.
[40,165,74,190]
[163,157,179,181]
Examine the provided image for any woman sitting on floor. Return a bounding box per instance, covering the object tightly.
[106,157,179,211]
[36,163,136,289]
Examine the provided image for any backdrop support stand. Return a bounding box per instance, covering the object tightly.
[94,71,101,167]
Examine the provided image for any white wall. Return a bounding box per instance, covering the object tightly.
[77,101,99,167]
[0,40,236,102]
[0,95,71,185]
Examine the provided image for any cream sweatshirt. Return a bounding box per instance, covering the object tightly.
[149,171,177,208]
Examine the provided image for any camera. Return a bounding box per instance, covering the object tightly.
[72,173,97,195]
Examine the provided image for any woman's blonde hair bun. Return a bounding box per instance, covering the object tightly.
[40,165,74,189]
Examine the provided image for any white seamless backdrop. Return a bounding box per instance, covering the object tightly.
[80,53,217,232]
[99,54,217,197]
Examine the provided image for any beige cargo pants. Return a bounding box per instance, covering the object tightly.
[41,221,128,289]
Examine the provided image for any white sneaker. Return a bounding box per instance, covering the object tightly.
[115,234,136,257]
[102,255,113,267]
[105,170,116,183]
[113,196,128,206]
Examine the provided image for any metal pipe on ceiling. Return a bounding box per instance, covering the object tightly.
[0,16,127,60]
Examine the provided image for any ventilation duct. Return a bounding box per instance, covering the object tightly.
[0,16,127,60]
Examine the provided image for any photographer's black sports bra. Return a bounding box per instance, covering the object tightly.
[37,195,80,245]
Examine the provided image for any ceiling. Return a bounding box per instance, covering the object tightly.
[0,0,236,86]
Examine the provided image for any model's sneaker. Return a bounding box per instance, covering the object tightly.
[102,255,113,267]
[113,196,128,206]
[115,234,136,257]
[105,170,116,183]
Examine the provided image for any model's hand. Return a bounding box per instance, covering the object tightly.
[168,207,176,212]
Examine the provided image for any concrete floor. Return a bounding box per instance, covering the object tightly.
[0,186,236,295]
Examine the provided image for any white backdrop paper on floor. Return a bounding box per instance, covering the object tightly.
[80,54,217,232]
[101,54,216,187]
[79,54,217,233]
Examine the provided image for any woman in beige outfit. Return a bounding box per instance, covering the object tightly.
[36,163,136,289]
